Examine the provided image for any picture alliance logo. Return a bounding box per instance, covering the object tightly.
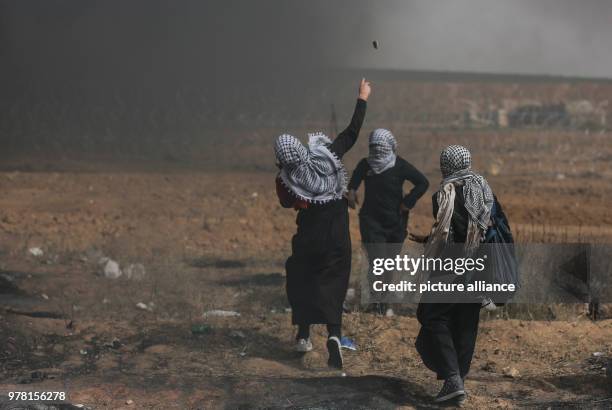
[371,254,488,276]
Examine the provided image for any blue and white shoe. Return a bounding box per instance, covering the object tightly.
[340,336,357,351]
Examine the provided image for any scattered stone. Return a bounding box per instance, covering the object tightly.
[41,293,49,300]
[229,330,246,339]
[203,310,240,318]
[126,399,134,405]
[104,338,121,349]
[482,361,498,372]
[502,366,520,378]
[124,263,146,281]
[251,192,258,198]
[102,259,122,279]
[29,247,44,257]
[136,302,152,311]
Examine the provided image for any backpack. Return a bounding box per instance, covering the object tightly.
[484,196,520,304]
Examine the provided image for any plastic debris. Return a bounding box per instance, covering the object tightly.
[102,259,122,279]
[136,302,153,311]
[29,247,44,257]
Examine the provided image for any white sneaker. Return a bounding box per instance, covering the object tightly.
[295,338,313,352]
[326,336,344,369]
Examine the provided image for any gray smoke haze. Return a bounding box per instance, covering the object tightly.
[1,0,612,161]
[352,0,612,78]
[2,0,612,85]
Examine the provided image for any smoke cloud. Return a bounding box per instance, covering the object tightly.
[2,0,612,87]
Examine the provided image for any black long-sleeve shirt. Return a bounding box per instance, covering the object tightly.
[330,98,367,159]
[348,156,429,227]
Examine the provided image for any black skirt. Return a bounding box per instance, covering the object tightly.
[285,199,351,325]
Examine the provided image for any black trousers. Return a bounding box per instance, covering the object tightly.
[415,302,481,380]
[360,214,408,303]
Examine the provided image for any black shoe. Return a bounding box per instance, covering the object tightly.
[434,375,465,403]
[326,336,343,369]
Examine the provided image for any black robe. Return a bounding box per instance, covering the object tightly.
[348,156,429,244]
[284,98,366,325]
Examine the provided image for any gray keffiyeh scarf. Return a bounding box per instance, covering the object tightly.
[426,145,494,256]
[274,132,347,204]
[367,128,397,174]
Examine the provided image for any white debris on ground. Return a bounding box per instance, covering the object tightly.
[502,366,520,378]
[100,258,122,279]
[124,263,146,281]
[203,310,241,318]
[28,247,44,257]
[136,302,154,312]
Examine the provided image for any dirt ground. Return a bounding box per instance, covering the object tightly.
[1,130,612,409]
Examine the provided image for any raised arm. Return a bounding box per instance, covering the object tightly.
[330,78,371,158]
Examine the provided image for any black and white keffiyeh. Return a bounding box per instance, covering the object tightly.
[274,132,347,204]
[367,128,397,174]
[427,145,494,255]
[440,144,471,178]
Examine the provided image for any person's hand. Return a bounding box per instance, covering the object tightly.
[399,203,410,214]
[408,233,428,243]
[359,78,371,101]
[345,189,359,209]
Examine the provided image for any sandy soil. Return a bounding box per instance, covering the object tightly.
[1,130,612,409]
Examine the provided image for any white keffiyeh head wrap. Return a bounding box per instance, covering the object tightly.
[367,128,397,174]
[274,132,347,204]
